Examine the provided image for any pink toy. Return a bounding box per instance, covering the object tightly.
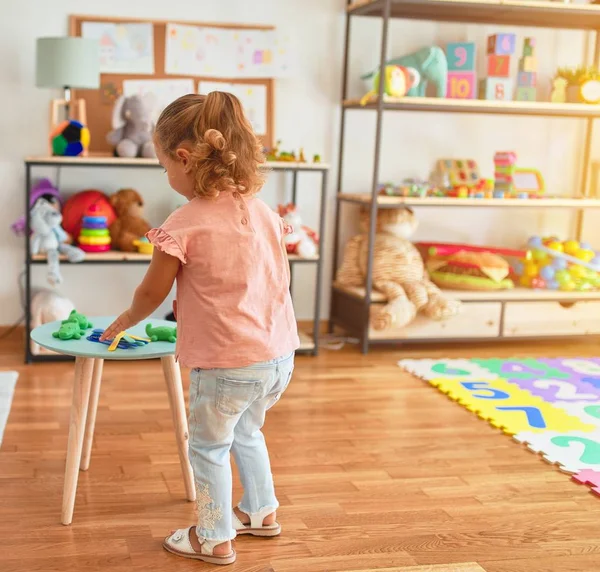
[79,244,111,253]
[277,203,319,259]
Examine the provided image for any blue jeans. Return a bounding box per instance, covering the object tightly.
[188,353,294,542]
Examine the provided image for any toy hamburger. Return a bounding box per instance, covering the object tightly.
[426,250,514,290]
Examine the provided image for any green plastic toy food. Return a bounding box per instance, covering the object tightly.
[146,323,177,343]
[52,321,84,340]
[63,309,93,330]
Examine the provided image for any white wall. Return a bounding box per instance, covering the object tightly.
[1,0,599,326]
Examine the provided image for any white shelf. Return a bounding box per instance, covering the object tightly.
[348,0,600,30]
[24,155,330,171]
[338,193,600,208]
[32,252,318,264]
[344,96,600,119]
[334,283,600,303]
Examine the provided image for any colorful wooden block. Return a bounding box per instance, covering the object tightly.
[435,159,481,186]
[446,42,476,71]
[523,37,536,57]
[487,54,511,77]
[487,33,516,55]
[479,77,513,101]
[519,56,538,72]
[447,71,476,99]
[517,71,537,87]
[515,86,537,101]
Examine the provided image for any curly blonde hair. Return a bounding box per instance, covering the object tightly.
[154,92,266,199]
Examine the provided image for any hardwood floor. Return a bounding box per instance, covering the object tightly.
[2,332,600,571]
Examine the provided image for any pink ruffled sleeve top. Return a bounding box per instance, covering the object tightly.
[146,192,299,369]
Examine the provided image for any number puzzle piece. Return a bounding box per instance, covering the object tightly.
[513,430,600,473]
[572,469,600,496]
[509,378,600,403]
[472,358,569,381]
[544,358,600,390]
[429,376,593,434]
[399,359,497,381]
[554,402,600,427]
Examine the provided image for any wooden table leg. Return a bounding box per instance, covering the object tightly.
[80,358,104,471]
[161,355,196,502]
[62,357,94,525]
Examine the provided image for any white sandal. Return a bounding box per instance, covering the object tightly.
[233,508,281,537]
[163,527,236,565]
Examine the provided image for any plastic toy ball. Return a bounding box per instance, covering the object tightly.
[532,249,549,263]
[524,262,539,277]
[563,240,580,256]
[531,277,546,289]
[581,241,592,250]
[547,241,564,252]
[540,265,555,281]
[519,275,533,287]
[555,269,571,284]
[560,280,577,292]
[575,249,595,263]
[546,279,560,290]
[527,236,543,248]
[513,261,524,276]
[569,265,587,279]
[552,257,568,270]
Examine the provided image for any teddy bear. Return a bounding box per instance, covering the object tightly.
[335,206,460,330]
[277,203,319,258]
[109,188,152,252]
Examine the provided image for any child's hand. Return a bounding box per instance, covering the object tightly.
[100,310,135,342]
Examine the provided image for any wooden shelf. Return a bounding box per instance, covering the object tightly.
[24,155,330,171]
[338,193,600,208]
[334,283,600,303]
[344,96,600,119]
[347,0,600,30]
[31,252,319,264]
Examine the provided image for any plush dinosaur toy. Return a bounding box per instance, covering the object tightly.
[145,323,177,343]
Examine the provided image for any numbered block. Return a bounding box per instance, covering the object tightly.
[517,71,537,87]
[523,37,536,57]
[487,33,516,55]
[519,56,538,72]
[447,71,476,99]
[399,358,497,381]
[513,430,600,474]
[515,86,537,101]
[486,55,510,77]
[479,77,513,101]
[447,42,476,71]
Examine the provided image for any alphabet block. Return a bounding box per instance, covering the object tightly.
[519,56,538,72]
[447,71,476,99]
[517,71,537,87]
[487,55,510,77]
[479,77,513,101]
[515,86,537,101]
[447,42,476,71]
[487,33,516,55]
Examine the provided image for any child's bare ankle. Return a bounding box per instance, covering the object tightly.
[213,540,232,555]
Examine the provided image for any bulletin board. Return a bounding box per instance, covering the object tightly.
[69,15,276,154]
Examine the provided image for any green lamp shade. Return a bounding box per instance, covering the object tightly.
[36,37,100,89]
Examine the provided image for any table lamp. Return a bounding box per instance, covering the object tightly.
[36,37,100,138]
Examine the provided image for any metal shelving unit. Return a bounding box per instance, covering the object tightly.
[330,0,600,353]
[24,156,328,363]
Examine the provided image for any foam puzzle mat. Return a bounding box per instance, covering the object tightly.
[399,358,600,497]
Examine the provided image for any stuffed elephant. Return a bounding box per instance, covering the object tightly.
[106,95,156,158]
[30,199,85,286]
[362,46,448,98]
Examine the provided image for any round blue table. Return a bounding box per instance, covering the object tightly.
[31,317,196,525]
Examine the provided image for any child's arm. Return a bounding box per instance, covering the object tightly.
[100,248,180,341]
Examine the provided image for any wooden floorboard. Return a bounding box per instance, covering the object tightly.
[2,332,600,571]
